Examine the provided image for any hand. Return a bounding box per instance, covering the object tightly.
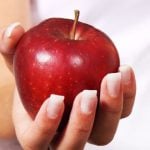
[0,23,97,150]
[88,65,136,145]
[0,23,136,150]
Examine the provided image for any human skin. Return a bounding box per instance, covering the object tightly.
[0,0,31,138]
[0,1,136,149]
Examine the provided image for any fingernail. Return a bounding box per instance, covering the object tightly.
[106,73,121,98]
[81,90,97,115]
[119,65,131,84]
[4,22,21,38]
[47,94,64,119]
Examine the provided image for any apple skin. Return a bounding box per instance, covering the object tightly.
[13,18,120,130]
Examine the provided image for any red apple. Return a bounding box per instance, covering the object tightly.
[13,11,120,130]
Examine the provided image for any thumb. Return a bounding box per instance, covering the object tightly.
[0,22,24,70]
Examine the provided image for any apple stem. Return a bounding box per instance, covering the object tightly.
[70,10,80,40]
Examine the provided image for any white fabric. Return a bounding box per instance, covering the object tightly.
[34,0,150,149]
[1,0,150,149]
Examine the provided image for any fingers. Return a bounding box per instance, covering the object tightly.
[89,65,136,145]
[0,22,25,70]
[52,90,98,150]
[12,66,136,149]
[13,90,64,150]
[27,95,64,150]
[119,65,136,118]
[0,22,24,54]
[89,73,123,145]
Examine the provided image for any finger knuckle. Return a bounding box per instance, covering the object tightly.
[36,122,54,137]
[101,101,122,115]
[74,126,89,135]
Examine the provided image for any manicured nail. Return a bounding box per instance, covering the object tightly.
[119,65,131,84]
[47,94,64,119]
[106,73,121,98]
[81,90,97,115]
[4,22,21,38]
